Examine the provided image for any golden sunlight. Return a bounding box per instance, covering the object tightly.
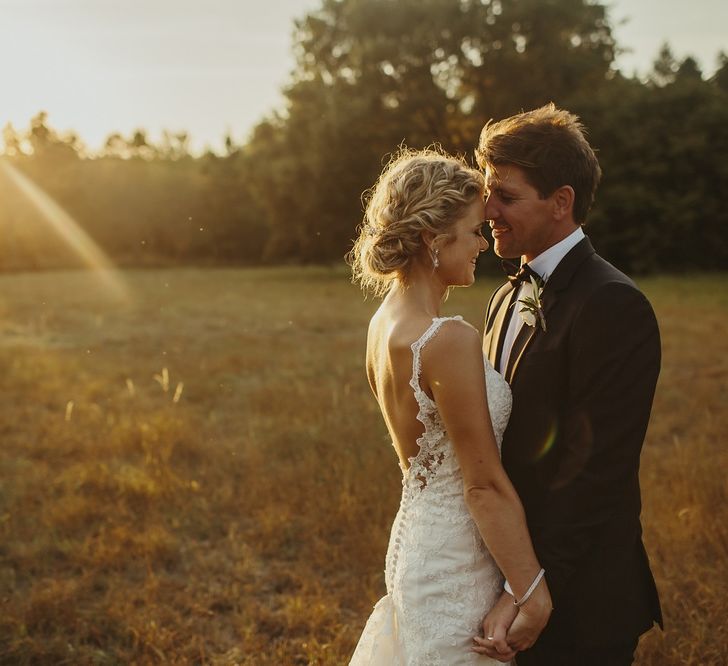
[0,161,129,301]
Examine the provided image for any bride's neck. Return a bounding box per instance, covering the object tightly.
[387,265,447,317]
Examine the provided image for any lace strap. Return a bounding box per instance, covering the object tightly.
[409,316,464,401]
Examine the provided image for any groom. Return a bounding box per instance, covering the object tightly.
[477,105,662,665]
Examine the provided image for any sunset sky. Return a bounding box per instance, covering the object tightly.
[2,0,726,154]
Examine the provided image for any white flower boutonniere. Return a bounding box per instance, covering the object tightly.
[517,275,547,332]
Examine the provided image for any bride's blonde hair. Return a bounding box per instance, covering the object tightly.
[348,147,484,296]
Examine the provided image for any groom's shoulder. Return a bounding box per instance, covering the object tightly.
[583,252,637,289]
[577,252,656,319]
[564,236,637,292]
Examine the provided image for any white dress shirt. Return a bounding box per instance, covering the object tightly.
[498,227,585,374]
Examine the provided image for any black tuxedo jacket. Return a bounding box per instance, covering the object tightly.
[483,236,662,647]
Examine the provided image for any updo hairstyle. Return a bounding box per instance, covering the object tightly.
[349,147,484,296]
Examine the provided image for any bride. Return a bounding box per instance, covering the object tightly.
[347,148,552,664]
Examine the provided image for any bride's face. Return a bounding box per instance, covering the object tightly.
[436,198,489,286]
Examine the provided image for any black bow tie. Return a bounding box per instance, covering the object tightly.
[501,260,541,286]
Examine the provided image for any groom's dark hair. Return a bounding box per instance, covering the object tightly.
[476,103,602,224]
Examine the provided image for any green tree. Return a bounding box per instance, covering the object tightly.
[462,0,616,122]
[649,43,679,87]
[246,0,619,263]
[710,51,728,92]
[571,65,728,272]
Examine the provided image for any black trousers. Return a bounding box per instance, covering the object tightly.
[515,637,639,666]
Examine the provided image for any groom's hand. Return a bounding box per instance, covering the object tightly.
[472,591,518,662]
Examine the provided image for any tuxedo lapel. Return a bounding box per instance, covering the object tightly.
[505,316,537,383]
[486,283,518,369]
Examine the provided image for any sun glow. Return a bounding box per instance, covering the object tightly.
[0,161,129,301]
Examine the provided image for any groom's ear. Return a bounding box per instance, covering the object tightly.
[551,185,575,221]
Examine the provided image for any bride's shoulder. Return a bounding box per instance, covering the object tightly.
[419,318,485,385]
[423,317,481,358]
[434,315,479,337]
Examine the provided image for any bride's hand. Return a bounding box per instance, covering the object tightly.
[472,591,518,662]
[504,583,553,652]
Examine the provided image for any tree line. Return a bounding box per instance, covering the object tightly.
[2,0,727,274]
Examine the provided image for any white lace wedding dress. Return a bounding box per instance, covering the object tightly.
[350,316,513,665]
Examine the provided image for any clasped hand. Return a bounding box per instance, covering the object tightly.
[472,588,553,662]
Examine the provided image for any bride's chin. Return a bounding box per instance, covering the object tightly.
[440,268,474,288]
[451,276,474,288]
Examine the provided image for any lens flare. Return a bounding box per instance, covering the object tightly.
[0,161,129,301]
[529,418,558,463]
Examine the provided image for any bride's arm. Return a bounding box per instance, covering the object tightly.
[421,320,552,650]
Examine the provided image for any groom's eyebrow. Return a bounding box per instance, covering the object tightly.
[486,182,514,196]
[485,173,509,190]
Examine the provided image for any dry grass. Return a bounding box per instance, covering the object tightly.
[0,267,725,665]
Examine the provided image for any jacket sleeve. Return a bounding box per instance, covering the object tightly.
[531,281,661,604]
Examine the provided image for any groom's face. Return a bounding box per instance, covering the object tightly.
[483,165,553,262]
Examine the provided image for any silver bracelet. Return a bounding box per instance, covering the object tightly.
[504,568,545,607]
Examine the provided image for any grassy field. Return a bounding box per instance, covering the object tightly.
[0,267,726,665]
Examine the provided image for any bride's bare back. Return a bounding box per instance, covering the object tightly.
[365,300,441,470]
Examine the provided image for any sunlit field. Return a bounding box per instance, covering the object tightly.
[0,267,725,665]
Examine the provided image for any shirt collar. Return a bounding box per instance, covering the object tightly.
[525,226,585,282]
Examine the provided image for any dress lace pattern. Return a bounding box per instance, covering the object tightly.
[350,317,513,665]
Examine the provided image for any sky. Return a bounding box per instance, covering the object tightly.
[1,0,726,154]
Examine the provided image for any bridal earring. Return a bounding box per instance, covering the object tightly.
[432,248,440,268]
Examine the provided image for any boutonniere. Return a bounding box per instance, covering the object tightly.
[516,275,547,332]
